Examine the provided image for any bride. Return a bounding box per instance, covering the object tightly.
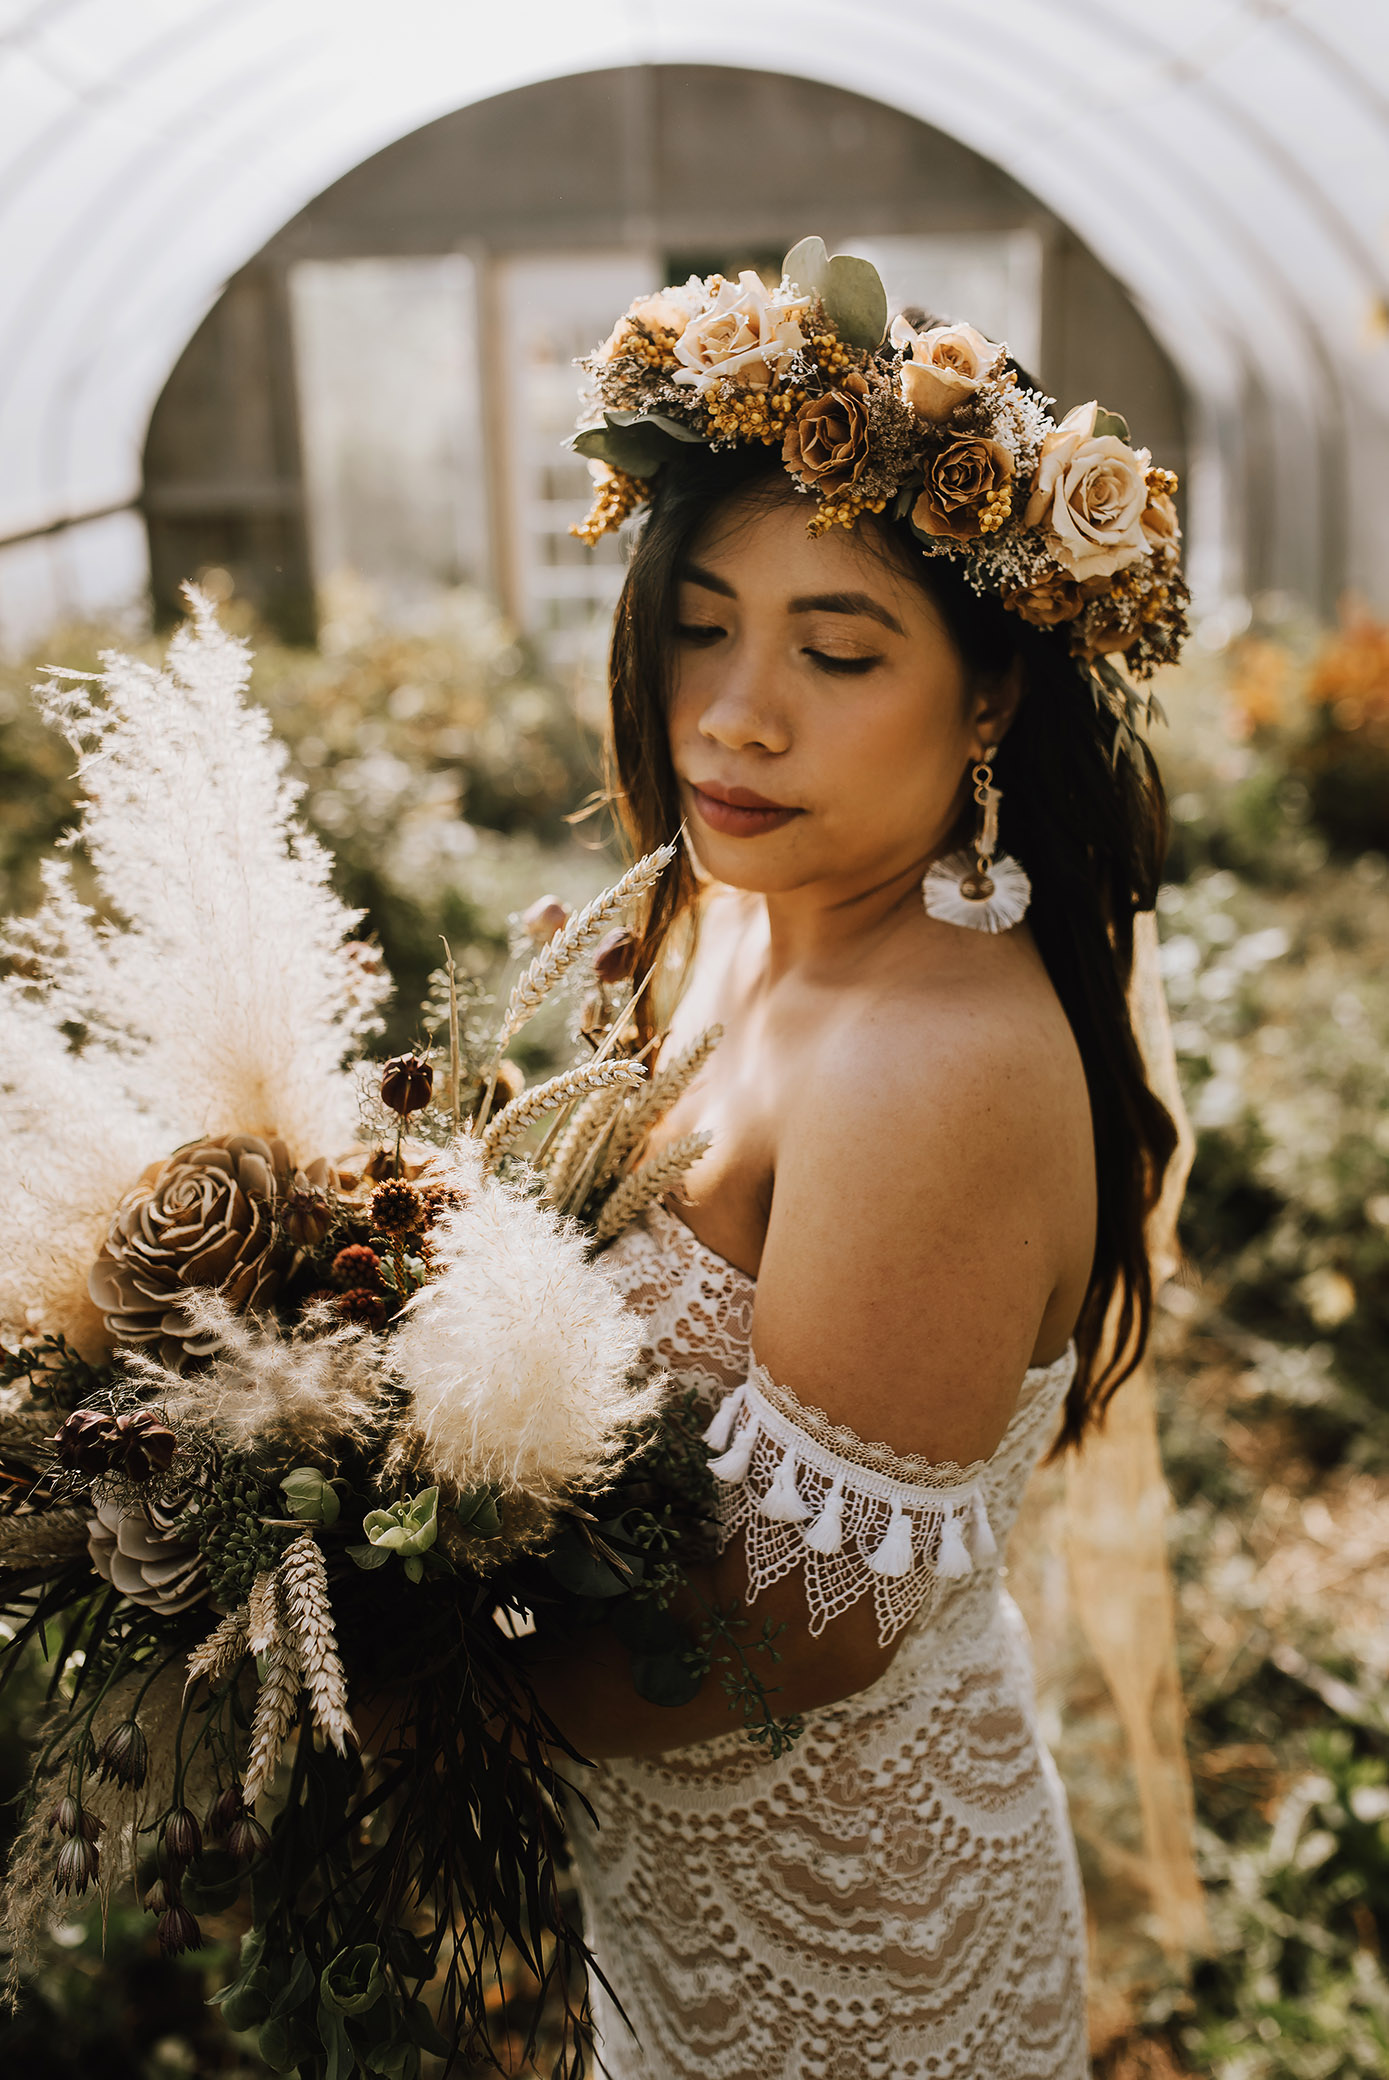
[524,255,1184,2080]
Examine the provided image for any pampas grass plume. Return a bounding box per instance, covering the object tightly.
[391,1146,660,1501]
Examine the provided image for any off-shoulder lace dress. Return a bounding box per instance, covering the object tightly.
[565,1199,1090,2080]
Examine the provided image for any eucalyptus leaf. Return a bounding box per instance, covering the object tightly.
[781,235,888,350]
[1093,407,1132,443]
[571,420,685,478]
[606,407,704,442]
[257,2015,298,2074]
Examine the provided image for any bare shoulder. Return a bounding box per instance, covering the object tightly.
[752,943,1093,1464]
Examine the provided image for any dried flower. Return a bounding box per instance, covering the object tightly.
[87,1493,206,1613]
[520,894,569,943]
[1003,569,1085,629]
[1022,400,1152,581]
[47,1796,99,1842]
[783,375,873,494]
[911,435,1015,543]
[156,1902,203,1954]
[380,1053,434,1118]
[336,1288,387,1332]
[226,1812,271,1866]
[96,1718,149,1788]
[241,1636,303,1806]
[370,1178,425,1235]
[591,926,640,985]
[280,1165,337,1248]
[143,1876,173,1914]
[331,1244,381,1289]
[88,1134,296,1368]
[204,1786,245,1840]
[890,314,1002,424]
[54,1836,99,1895]
[54,1406,176,1479]
[161,1805,203,1867]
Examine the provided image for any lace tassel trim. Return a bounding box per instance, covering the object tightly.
[702,1378,999,1646]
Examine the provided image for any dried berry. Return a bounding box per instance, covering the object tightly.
[370,1179,424,1236]
[336,1288,388,1332]
[96,1718,149,1788]
[156,1902,203,1954]
[331,1244,381,1290]
[592,926,639,985]
[380,1052,434,1118]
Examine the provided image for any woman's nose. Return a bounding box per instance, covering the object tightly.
[697,652,791,756]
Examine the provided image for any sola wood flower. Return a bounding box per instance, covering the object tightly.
[87,1493,206,1613]
[88,1134,333,1367]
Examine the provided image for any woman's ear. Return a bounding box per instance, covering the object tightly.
[971,655,1025,755]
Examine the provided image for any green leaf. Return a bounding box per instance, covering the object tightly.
[318,2002,355,2080]
[605,407,704,442]
[384,1926,434,1980]
[781,235,887,350]
[544,1529,628,1598]
[402,1554,423,1584]
[269,1950,317,2019]
[219,1970,274,2032]
[1093,407,1132,442]
[347,1543,390,1571]
[403,1997,451,2057]
[257,2015,298,2073]
[632,1648,704,1707]
[571,421,679,478]
[321,1943,386,2016]
[455,1487,502,1538]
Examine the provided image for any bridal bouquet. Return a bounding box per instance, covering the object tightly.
[0,594,786,2077]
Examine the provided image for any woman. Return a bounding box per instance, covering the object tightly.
[528,254,1185,2080]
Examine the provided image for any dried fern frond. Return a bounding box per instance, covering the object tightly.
[493,844,675,1050]
[277,1534,352,1755]
[241,1633,303,1807]
[542,1085,629,1207]
[598,1024,722,1184]
[246,1571,279,1657]
[0,1509,90,1569]
[186,1604,251,1689]
[481,1060,645,1169]
[592,1131,713,1244]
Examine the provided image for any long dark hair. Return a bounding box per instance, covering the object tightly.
[603,436,1177,1451]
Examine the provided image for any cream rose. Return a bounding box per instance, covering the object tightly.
[1023,401,1152,582]
[890,314,1003,424]
[1141,487,1180,555]
[671,271,810,391]
[596,277,706,362]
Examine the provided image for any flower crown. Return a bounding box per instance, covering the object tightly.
[571,236,1187,753]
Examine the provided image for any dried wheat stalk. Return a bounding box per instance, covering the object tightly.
[246,1569,279,1656]
[186,1603,250,1690]
[598,1024,722,1184]
[493,844,675,1050]
[542,1084,628,1206]
[592,1131,713,1244]
[241,1632,303,1806]
[481,1059,645,1169]
[277,1533,353,1755]
[0,1508,90,1568]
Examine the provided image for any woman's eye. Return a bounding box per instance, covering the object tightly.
[803,648,881,676]
[676,622,724,647]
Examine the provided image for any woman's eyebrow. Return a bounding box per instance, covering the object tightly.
[679,562,737,599]
[787,590,905,636]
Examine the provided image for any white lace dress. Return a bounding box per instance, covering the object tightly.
[566,1200,1090,2080]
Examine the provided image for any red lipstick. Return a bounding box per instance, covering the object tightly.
[688,779,803,838]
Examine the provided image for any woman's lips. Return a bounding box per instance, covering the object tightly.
[689,782,803,838]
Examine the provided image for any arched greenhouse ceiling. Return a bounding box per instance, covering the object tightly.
[1,0,1387,638]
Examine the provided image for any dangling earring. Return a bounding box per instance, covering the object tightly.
[922,750,1031,933]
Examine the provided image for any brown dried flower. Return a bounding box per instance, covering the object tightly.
[280,1162,337,1248]
[1003,569,1085,629]
[331,1244,381,1290]
[96,1718,149,1788]
[54,1836,99,1896]
[380,1053,434,1118]
[911,436,1015,543]
[370,1179,424,1236]
[226,1811,272,1866]
[783,374,873,495]
[156,1902,203,1954]
[55,1407,177,1480]
[592,927,639,986]
[160,1806,203,1867]
[89,1134,297,1367]
[53,1408,120,1473]
[335,1288,388,1332]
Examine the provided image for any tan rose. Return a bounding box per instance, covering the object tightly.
[782,374,872,493]
[1023,401,1152,581]
[672,271,810,391]
[1003,569,1085,628]
[911,435,1015,543]
[1141,487,1180,555]
[890,314,1003,424]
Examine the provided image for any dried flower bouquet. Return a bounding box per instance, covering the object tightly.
[0,594,789,2078]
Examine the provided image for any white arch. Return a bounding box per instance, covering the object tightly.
[1,0,1385,624]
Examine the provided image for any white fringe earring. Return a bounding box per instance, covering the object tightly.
[922,751,1031,934]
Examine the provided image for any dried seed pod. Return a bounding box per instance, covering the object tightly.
[111,1410,178,1480]
[379,1052,434,1118]
[96,1718,149,1788]
[160,1806,203,1867]
[369,1179,424,1236]
[203,1786,245,1840]
[53,1408,119,1472]
[335,1288,387,1332]
[143,1877,173,1914]
[226,1812,272,1866]
[331,1244,381,1290]
[280,1162,337,1247]
[592,926,639,985]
